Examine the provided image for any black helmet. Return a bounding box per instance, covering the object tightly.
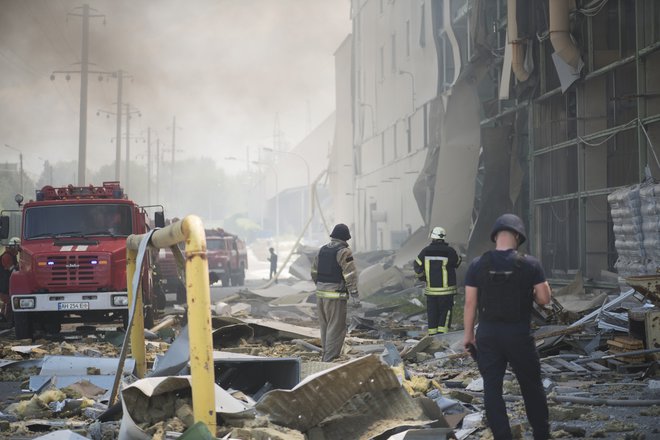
[330,223,351,241]
[490,214,527,245]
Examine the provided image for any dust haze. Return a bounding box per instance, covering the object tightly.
[0,0,350,187]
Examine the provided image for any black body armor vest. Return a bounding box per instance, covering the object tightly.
[476,251,534,323]
[316,243,346,286]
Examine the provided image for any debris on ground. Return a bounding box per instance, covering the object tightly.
[0,254,659,439]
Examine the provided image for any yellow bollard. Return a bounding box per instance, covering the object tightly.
[182,215,216,432]
[126,247,147,378]
[125,215,216,432]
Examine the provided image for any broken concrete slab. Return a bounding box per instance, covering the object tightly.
[384,427,454,440]
[289,253,313,281]
[256,355,400,431]
[247,284,308,299]
[241,318,320,340]
[32,429,90,440]
[553,271,610,314]
[119,376,250,440]
[39,355,135,376]
[357,263,409,298]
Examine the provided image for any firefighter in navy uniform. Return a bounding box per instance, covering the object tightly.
[463,214,552,440]
[311,223,359,362]
[414,227,462,335]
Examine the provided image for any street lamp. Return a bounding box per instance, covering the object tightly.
[4,144,23,195]
[252,160,279,251]
[262,147,311,241]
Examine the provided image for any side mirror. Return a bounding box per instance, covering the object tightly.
[154,211,165,228]
[0,216,9,239]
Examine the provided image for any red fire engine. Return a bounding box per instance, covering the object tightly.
[206,228,248,287]
[0,182,164,339]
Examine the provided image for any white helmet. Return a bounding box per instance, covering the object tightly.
[430,226,446,240]
[8,237,20,247]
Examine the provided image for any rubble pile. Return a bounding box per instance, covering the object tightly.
[0,255,658,439]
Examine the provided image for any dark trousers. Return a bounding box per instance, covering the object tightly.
[426,294,454,334]
[269,266,277,280]
[476,321,549,440]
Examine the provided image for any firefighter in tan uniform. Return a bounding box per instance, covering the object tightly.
[311,223,359,361]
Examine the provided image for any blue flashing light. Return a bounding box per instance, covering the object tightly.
[47,261,55,266]
[90,260,98,265]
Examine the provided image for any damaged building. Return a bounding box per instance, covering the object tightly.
[328,0,660,287]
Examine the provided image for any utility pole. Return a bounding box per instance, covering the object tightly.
[156,138,160,204]
[169,116,182,200]
[67,4,105,186]
[96,70,130,182]
[4,144,23,194]
[126,103,131,192]
[147,127,152,205]
[114,70,123,181]
[123,104,141,194]
[78,4,89,186]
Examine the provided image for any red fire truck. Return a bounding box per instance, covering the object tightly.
[206,228,248,287]
[0,182,164,339]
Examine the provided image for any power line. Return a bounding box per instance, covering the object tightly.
[0,49,39,77]
[21,0,71,65]
[41,0,77,57]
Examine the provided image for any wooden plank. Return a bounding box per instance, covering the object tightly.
[552,358,590,373]
[541,363,561,373]
[584,361,610,372]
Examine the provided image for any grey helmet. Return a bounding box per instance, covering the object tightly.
[490,214,527,245]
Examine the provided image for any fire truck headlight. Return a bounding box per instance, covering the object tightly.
[112,295,129,307]
[18,298,36,309]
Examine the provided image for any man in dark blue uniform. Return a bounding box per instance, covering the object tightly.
[414,226,462,335]
[463,214,551,440]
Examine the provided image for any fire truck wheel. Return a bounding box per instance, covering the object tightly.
[144,306,155,329]
[235,268,245,286]
[221,274,230,287]
[176,284,186,305]
[43,320,61,335]
[13,312,33,340]
[156,289,167,310]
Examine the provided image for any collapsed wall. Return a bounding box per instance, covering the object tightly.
[608,181,660,276]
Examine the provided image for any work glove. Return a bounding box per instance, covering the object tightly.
[349,292,361,308]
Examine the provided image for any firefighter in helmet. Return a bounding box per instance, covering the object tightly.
[414,226,462,335]
[311,223,359,361]
[463,214,551,439]
[0,238,20,322]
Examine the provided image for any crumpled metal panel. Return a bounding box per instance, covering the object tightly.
[255,354,401,432]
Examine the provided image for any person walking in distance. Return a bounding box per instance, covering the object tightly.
[267,247,278,282]
[463,214,552,440]
[311,223,359,361]
[414,226,462,335]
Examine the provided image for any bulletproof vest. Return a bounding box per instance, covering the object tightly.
[476,251,533,323]
[316,243,346,286]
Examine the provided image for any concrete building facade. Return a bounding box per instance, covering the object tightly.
[329,0,660,285]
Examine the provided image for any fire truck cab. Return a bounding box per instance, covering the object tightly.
[206,229,247,287]
[0,182,163,339]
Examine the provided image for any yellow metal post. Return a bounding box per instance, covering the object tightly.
[126,247,147,378]
[182,216,216,432]
[125,215,216,432]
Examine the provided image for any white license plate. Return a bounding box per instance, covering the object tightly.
[58,302,90,311]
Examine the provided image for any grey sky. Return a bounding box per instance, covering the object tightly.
[0,0,351,178]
